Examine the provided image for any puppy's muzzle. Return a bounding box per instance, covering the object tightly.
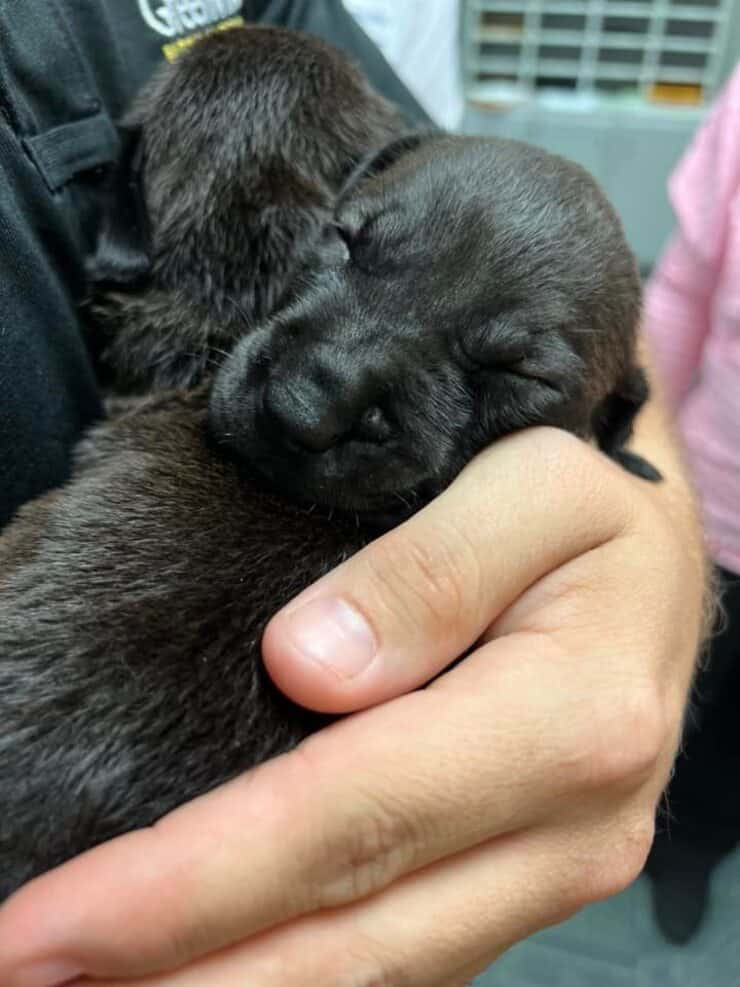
[209,332,435,518]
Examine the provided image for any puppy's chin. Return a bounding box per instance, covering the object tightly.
[210,425,435,523]
[208,393,440,526]
[266,472,425,529]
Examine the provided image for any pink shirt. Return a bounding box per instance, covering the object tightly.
[644,66,740,575]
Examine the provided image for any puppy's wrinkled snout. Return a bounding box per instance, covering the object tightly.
[260,375,389,453]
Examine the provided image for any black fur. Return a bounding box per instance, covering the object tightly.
[0,389,362,899]
[0,31,660,900]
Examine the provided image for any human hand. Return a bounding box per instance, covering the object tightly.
[0,414,707,987]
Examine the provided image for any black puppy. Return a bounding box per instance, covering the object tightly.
[88,24,403,393]
[211,132,657,520]
[0,47,658,897]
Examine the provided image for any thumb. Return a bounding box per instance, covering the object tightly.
[262,428,630,713]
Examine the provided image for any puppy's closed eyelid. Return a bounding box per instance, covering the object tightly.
[455,333,527,373]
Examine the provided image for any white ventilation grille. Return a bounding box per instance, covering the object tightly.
[463,0,733,107]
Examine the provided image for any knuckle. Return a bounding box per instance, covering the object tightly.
[565,681,667,793]
[599,684,667,787]
[318,795,418,906]
[580,813,656,904]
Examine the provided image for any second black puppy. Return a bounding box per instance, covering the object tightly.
[88,24,403,392]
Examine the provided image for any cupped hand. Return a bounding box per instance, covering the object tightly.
[0,410,707,987]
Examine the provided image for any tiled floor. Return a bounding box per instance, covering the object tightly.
[475,845,740,987]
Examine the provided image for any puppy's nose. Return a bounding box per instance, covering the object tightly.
[262,377,349,452]
[261,377,390,453]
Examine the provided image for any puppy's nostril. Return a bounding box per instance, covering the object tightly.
[356,406,391,443]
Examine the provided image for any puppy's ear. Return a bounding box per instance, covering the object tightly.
[592,365,662,481]
[87,125,152,287]
[339,131,431,199]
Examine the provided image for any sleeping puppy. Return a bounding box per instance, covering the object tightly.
[211,131,659,522]
[87,24,403,393]
[0,71,659,898]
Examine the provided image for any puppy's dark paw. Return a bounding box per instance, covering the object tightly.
[610,448,662,482]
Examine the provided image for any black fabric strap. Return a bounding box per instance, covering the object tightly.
[0,0,124,191]
[22,112,120,192]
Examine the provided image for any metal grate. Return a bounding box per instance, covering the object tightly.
[463,0,733,107]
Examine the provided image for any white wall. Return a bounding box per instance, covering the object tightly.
[342,0,465,130]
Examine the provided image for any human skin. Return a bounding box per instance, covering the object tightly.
[0,345,708,987]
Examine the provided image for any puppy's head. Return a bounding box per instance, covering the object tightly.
[209,134,641,521]
[89,25,404,391]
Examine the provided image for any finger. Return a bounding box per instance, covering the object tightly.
[0,618,664,985]
[263,427,633,712]
[81,809,652,987]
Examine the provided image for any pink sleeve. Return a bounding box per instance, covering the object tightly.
[643,65,740,407]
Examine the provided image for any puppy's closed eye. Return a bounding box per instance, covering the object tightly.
[458,322,586,409]
[456,323,527,372]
